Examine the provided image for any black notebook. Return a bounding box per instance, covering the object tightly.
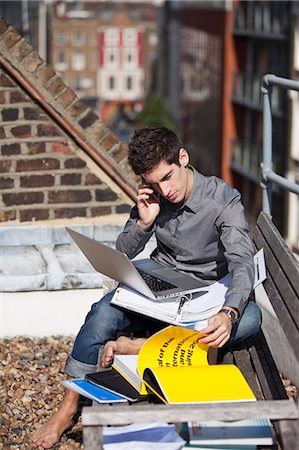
[85,368,148,402]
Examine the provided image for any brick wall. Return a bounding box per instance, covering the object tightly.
[0,69,133,223]
[0,18,137,224]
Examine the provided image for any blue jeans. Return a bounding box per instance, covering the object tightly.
[65,291,262,378]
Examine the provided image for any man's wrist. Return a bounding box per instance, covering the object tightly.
[219,307,239,324]
[136,219,153,232]
[220,306,239,318]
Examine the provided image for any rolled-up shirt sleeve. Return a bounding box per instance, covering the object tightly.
[116,206,155,259]
[216,194,255,316]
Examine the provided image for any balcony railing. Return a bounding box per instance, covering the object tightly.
[261,74,299,213]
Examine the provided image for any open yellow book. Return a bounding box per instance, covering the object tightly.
[112,326,256,404]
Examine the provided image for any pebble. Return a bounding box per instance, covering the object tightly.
[1,335,83,449]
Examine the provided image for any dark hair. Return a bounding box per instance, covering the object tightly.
[127,127,182,175]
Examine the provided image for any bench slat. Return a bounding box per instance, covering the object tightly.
[247,333,288,400]
[262,275,299,362]
[252,225,299,325]
[255,212,299,293]
[279,399,299,450]
[82,400,298,425]
[219,348,234,364]
[232,345,263,400]
[247,339,283,400]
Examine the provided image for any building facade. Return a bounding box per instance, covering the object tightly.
[50,1,159,126]
[158,0,298,254]
[51,3,99,109]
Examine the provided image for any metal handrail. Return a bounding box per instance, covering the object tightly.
[261,74,299,214]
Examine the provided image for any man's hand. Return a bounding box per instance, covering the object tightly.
[100,336,147,368]
[197,311,233,348]
[136,184,160,231]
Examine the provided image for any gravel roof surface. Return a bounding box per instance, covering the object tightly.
[0,336,83,449]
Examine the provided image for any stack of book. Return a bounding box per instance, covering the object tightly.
[63,325,256,404]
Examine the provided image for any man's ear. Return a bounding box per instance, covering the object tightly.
[178,148,189,167]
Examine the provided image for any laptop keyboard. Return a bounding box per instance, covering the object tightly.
[136,268,177,292]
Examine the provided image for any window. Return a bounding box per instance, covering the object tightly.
[72,30,86,46]
[108,76,115,91]
[80,78,93,89]
[55,30,68,45]
[73,76,81,90]
[57,51,65,63]
[126,76,133,91]
[105,48,119,67]
[123,48,136,67]
[72,53,85,71]
[106,28,119,45]
[148,32,158,47]
[55,51,67,71]
[123,28,136,45]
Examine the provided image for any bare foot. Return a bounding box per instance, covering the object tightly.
[100,336,147,367]
[32,389,79,449]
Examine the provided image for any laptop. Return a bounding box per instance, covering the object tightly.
[66,227,206,300]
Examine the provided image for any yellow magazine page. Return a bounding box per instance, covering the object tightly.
[137,325,208,379]
[143,364,256,404]
[144,364,256,403]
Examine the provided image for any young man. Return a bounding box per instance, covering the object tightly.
[32,127,261,448]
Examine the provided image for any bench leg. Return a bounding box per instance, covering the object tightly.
[83,425,104,450]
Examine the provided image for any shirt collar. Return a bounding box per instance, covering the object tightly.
[184,167,204,213]
[160,166,204,214]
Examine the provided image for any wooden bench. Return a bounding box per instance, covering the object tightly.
[82,212,299,450]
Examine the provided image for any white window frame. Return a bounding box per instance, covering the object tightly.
[126,75,133,91]
[72,53,86,71]
[108,75,116,91]
[55,30,68,46]
[72,30,86,46]
[55,51,67,71]
[56,51,66,64]
[123,48,137,67]
[106,28,119,46]
[73,75,81,90]
[105,47,119,68]
[123,27,137,46]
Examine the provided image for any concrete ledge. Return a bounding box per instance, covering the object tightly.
[0,223,156,292]
[0,288,102,338]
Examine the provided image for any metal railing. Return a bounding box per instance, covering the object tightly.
[261,74,299,214]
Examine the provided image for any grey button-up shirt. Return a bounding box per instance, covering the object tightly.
[116,168,255,315]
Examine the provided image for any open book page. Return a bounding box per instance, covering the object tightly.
[142,365,256,404]
[112,355,141,393]
[113,326,255,404]
[137,325,208,377]
[113,326,208,395]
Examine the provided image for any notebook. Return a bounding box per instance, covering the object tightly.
[66,227,206,300]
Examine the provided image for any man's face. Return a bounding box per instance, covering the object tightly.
[141,149,192,204]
